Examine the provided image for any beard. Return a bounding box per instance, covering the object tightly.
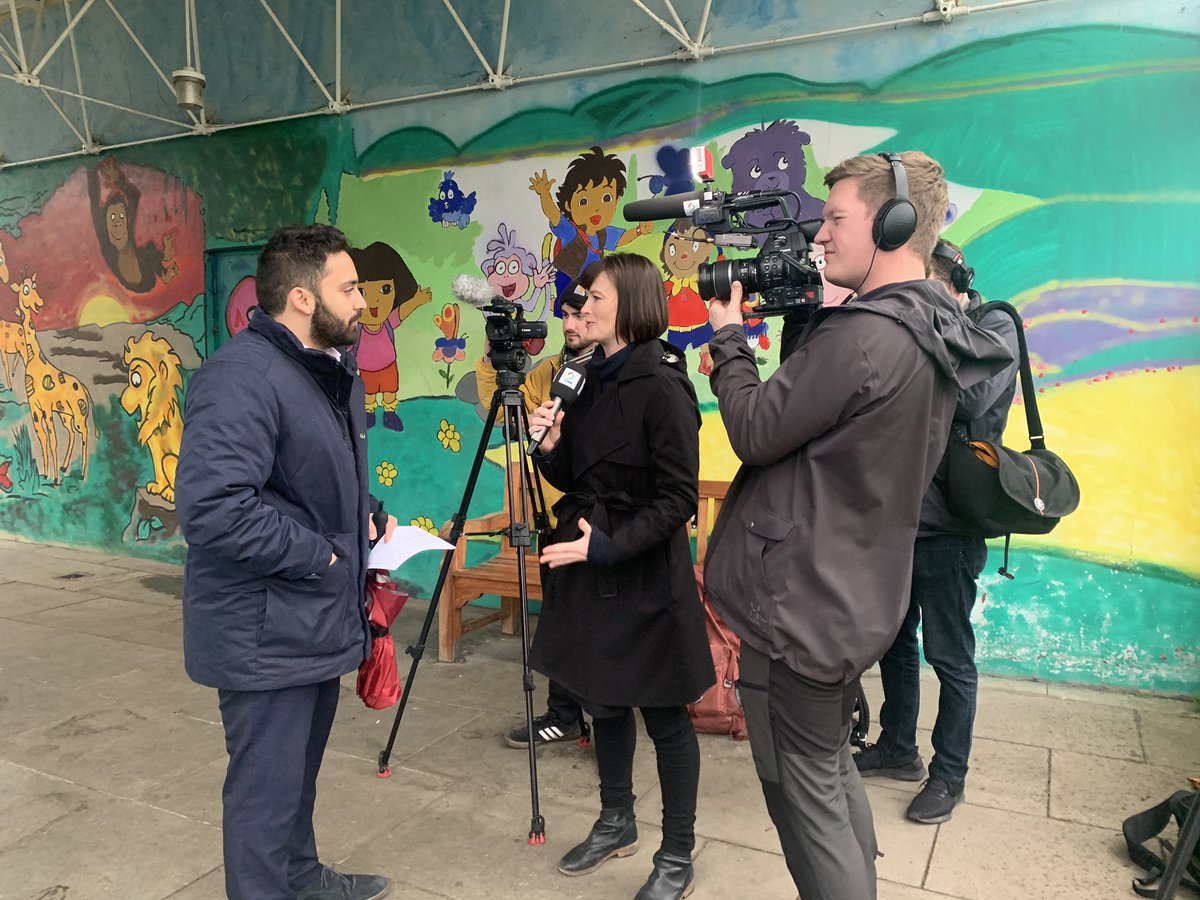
[311,295,361,348]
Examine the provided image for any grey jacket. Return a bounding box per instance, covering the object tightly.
[703,279,1014,684]
[919,292,1022,537]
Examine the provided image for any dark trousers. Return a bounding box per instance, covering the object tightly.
[217,677,340,900]
[739,644,878,900]
[591,705,700,858]
[877,534,988,787]
[546,678,583,725]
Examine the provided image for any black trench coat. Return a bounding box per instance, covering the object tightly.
[529,339,715,709]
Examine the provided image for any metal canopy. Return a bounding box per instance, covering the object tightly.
[0,0,1047,171]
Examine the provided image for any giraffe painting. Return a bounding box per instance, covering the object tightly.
[0,236,24,392]
[9,274,93,483]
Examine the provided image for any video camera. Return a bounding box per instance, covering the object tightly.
[482,300,547,373]
[451,275,548,373]
[623,149,824,317]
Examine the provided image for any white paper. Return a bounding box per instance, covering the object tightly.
[367,526,454,571]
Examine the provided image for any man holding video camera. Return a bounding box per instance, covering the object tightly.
[701,152,1012,899]
[475,289,597,749]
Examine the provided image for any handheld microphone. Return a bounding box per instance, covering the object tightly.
[528,358,588,452]
[451,274,502,309]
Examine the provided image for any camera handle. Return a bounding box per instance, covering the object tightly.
[377,373,551,846]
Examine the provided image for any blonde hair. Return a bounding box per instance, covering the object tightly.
[824,151,948,263]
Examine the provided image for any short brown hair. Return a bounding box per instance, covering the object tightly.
[578,254,668,344]
[824,151,948,263]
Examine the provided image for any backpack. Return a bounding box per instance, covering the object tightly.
[1123,789,1200,897]
[688,565,748,741]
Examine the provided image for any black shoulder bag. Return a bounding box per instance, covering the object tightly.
[943,300,1081,578]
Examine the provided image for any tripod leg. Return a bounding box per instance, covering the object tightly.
[504,398,546,845]
[376,391,504,776]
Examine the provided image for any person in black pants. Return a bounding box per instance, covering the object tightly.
[528,253,715,900]
[177,225,396,900]
[854,240,1020,823]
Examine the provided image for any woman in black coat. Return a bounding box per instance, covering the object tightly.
[529,253,715,900]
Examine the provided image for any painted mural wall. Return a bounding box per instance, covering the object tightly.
[0,15,1195,693]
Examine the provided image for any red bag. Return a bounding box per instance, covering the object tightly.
[356,571,408,710]
[687,565,748,741]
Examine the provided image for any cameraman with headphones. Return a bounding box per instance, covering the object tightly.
[853,240,1020,825]
[701,152,1012,899]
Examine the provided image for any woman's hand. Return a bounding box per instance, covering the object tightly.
[528,399,564,453]
[540,519,592,569]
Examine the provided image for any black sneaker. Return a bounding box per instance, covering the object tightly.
[853,742,927,782]
[906,776,965,824]
[505,712,583,748]
[297,866,391,900]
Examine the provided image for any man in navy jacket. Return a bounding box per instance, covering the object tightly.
[177,224,395,900]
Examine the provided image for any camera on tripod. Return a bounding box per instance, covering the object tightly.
[623,146,825,318]
[482,298,548,373]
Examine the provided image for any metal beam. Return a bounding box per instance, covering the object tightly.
[40,86,87,145]
[258,0,336,106]
[441,0,495,78]
[30,0,97,79]
[629,0,693,51]
[663,0,688,41]
[0,70,196,128]
[63,0,93,147]
[334,0,342,104]
[103,0,198,125]
[6,0,26,70]
[496,0,510,78]
[695,0,712,45]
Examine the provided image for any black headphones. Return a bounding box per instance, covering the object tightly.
[932,240,975,293]
[873,152,918,251]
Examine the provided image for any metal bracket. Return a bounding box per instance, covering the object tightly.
[191,122,215,136]
[922,0,968,24]
[15,72,40,87]
[81,140,101,154]
[486,72,514,90]
[327,99,352,114]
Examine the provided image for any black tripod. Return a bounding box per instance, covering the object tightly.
[377,366,552,845]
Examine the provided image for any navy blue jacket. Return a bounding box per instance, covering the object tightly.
[176,311,374,691]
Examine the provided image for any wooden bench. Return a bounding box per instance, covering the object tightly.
[438,476,729,662]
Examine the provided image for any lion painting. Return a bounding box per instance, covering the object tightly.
[121,332,184,503]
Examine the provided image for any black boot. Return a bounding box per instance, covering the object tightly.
[557,805,639,876]
[634,850,694,900]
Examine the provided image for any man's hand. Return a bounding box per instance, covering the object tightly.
[369,513,398,544]
[708,280,747,332]
[528,399,564,453]
[540,519,592,569]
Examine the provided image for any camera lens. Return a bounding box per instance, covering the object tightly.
[698,258,758,301]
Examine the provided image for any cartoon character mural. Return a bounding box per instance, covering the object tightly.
[87,158,180,293]
[721,120,825,240]
[0,233,25,392]
[431,302,466,388]
[9,274,93,483]
[480,223,553,355]
[350,241,432,431]
[661,218,717,375]
[530,145,653,310]
[643,145,696,197]
[120,332,184,503]
[428,170,477,229]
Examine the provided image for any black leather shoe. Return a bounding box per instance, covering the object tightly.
[634,850,694,900]
[557,805,639,876]
[296,866,392,900]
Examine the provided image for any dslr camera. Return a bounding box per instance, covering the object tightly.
[625,182,824,318]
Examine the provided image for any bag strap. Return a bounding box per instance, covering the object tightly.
[970,300,1045,452]
[1123,790,1200,896]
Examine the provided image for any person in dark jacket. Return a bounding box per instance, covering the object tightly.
[854,239,1021,824]
[528,253,715,900]
[703,153,1013,900]
[176,224,396,900]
